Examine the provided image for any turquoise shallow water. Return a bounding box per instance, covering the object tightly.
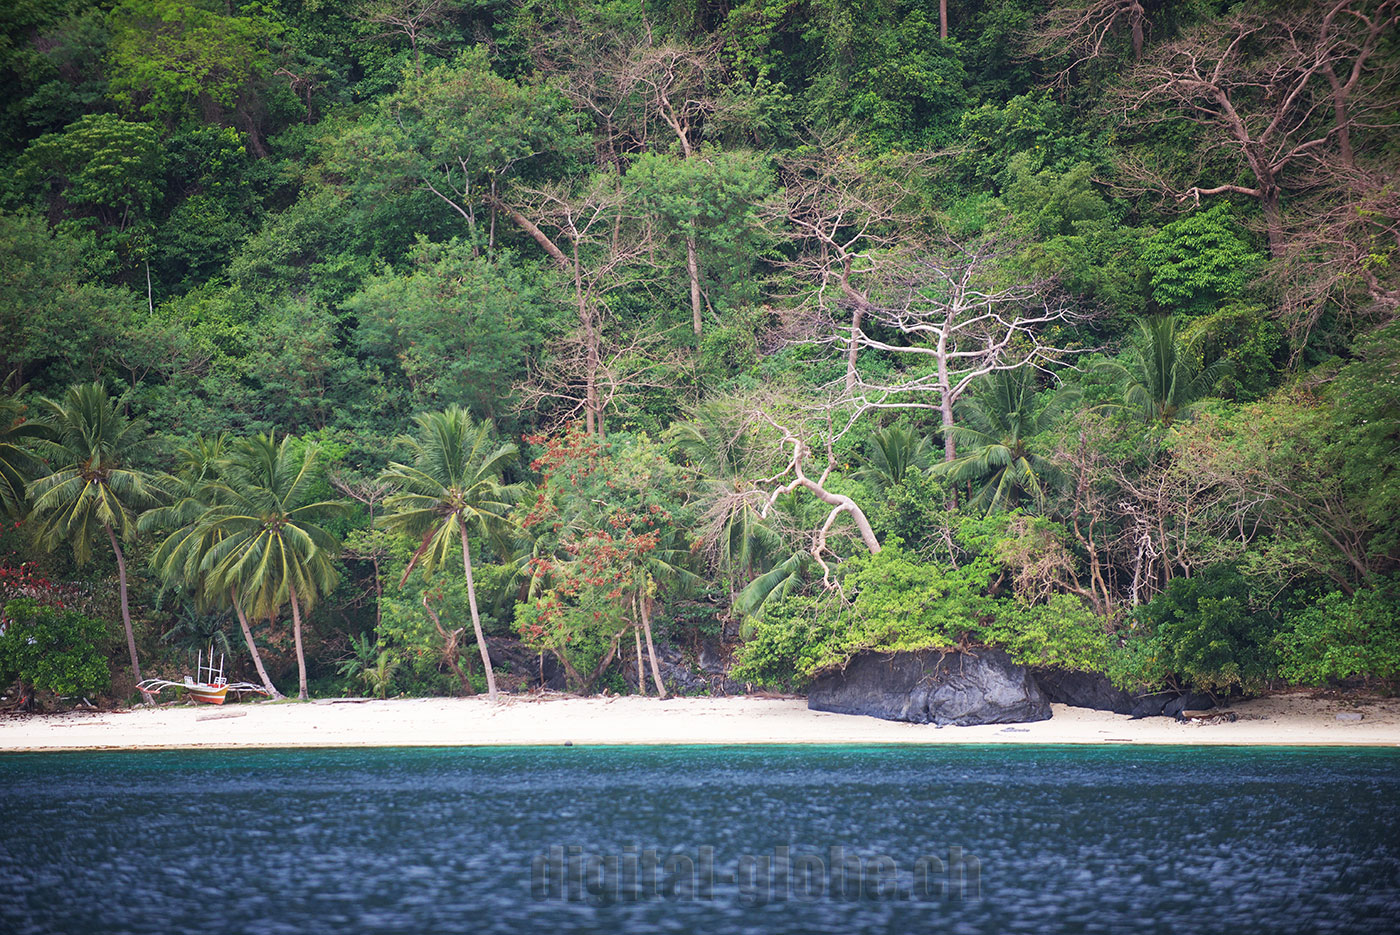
[1,745,1397,934]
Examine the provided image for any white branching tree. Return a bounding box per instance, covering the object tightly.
[740,391,882,590]
[848,233,1086,462]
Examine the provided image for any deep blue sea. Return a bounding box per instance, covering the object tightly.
[1,745,1398,934]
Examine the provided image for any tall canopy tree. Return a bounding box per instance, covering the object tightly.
[26,383,165,682]
[199,434,345,700]
[378,406,521,701]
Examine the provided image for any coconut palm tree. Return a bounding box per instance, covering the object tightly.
[1109,316,1228,425]
[140,434,284,698]
[378,407,521,701]
[855,424,935,494]
[935,367,1073,515]
[199,434,345,700]
[670,401,788,588]
[26,383,166,682]
[0,382,48,518]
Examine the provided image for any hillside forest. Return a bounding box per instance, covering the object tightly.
[1,0,1398,705]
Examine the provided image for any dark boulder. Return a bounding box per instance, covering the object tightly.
[625,643,747,697]
[807,649,1052,726]
[1033,667,1219,718]
[1034,668,1137,715]
[1129,690,1217,719]
[486,637,568,691]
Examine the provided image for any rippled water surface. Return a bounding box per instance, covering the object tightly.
[2,745,1398,934]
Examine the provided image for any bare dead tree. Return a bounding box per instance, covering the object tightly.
[763,148,926,398]
[848,231,1087,462]
[1270,160,1400,350]
[517,316,682,436]
[531,19,729,336]
[356,0,459,77]
[624,39,727,336]
[1315,0,1400,169]
[1119,4,1399,257]
[1032,0,1153,82]
[720,390,883,591]
[1050,412,1127,615]
[507,174,676,436]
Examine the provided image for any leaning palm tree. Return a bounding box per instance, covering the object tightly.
[0,382,48,518]
[200,434,345,700]
[140,434,284,698]
[1108,316,1228,425]
[26,383,166,682]
[935,367,1072,514]
[378,407,521,702]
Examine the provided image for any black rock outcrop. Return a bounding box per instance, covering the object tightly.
[807,649,1052,726]
[1033,668,1138,714]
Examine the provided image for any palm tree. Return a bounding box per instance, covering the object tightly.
[140,434,284,698]
[670,402,788,589]
[26,383,165,682]
[935,367,1072,514]
[0,382,48,518]
[1109,316,1228,425]
[200,434,345,700]
[855,424,935,494]
[378,407,521,701]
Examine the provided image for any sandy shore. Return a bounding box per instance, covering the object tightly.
[2,692,1399,752]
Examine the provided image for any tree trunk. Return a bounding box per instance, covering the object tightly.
[940,394,957,462]
[460,521,498,700]
[104,524,143,688]
[233,590,282,698]
[1261,188,1286,258]
[845,301,865,398]
[686,234,704,336]
[289,584,308,700]
[634,613,646,695]
[939,0,948,39]
[639,591,667,699]
[494,198,570,267]
[575,244,604,439]
[423,592,474,695]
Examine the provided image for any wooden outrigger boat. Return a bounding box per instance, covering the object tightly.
[137,647,270,705]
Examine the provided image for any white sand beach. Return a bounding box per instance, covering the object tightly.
[2,691,1399,752]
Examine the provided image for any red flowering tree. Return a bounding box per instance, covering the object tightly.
[516,425,696,695]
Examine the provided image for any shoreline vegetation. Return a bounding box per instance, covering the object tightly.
[4,693,1399,753]
[2,1,1399,723]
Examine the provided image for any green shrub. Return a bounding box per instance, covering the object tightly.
[0,598,111,698]
[986,594,1114,672]
[1131,566,1277,692]
[731,543,1117,689]
[1274,587,1400,685]
[729,595,839,691]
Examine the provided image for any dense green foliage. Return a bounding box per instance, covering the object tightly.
[0,598,110,698]
[1,0,1397,704]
